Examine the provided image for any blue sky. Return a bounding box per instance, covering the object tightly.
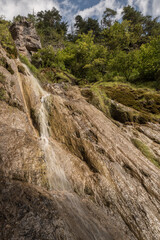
[0,0,159,26]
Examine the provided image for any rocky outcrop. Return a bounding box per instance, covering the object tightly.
[9,18,41,59]
[0,44,160,240]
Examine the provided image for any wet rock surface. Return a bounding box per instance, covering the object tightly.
[0,44,160,239]
[1,177,128,240]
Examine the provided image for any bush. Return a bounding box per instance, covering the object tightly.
[32,46,55,68]
[0,19,17,58]
[54,31,108,82]
[136,36,160,81]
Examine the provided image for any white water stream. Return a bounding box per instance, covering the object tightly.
[20,63,69,191]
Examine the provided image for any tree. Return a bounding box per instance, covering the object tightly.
[101,20,143,50]
[136,36,160,81]
[108,50,137,81]
[142,16,160,37]
[122,5,160,43]
[35,7,68,46]
[74,15,101,37]
[55,31,107,82]
[122,5,144,26]
[36,7,62,28]
[102,8,117,28]
[74,15,86,35]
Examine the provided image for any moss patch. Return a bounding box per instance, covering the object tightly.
[0,88,6,100]
[102,83,160,116]
[85,82,160,123]
[131,138,160,168]
[0,72,6,84]
[18,65,26,74]
[40,67,77,84]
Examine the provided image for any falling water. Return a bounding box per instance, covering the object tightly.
[17,62,114,240]
[38,93,69,191]
[20,62,69,191]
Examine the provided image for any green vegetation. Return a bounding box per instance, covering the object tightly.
[13,5,160,88]
[28,6,160,87]
[10,5,160,123]
[131,138,160,168]
[99,83,160,116]
[19,54,39,77]
[17,65,26,74]
[14,8,67,48]
[0,18,17,58]
[35,8,67,47]
[82,82,160,123]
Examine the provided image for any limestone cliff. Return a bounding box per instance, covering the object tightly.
[0,26,160,240]
[9,18,41,59]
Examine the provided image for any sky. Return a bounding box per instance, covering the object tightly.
[0,0,159,26]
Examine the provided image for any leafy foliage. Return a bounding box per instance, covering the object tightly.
[74,15,101,38]
[35,8,67,47]
[10,5,159,88]
[55,31,107,82]
[102,8,117,28]
[0,18,17,57]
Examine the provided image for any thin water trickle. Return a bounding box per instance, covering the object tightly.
[20,63,70,191]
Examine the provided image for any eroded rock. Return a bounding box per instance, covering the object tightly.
[10,18,41,59]
[0,44,160,240]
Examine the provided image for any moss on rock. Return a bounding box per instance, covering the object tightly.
[17,65,26,74]
[0,88,6,100]
[0,72,6,84]
[131,138,160,168]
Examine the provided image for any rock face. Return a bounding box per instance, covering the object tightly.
[9,18,41,58]
[0,43,160,240]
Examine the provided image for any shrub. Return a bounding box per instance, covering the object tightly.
[0,19,17,58]
[32,46,55,68]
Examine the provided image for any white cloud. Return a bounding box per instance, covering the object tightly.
[60,0,78,22]
[133,0,149,15]
[151,0,160,18]
[0,0,159,25]
[75,0,123,22]
[126,0,160,18]
[0,0,60,20]
[74,0,160,24]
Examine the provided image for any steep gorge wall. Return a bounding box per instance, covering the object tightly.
[0,22,160,240]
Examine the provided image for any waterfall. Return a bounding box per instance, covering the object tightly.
[19,62,69,191]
